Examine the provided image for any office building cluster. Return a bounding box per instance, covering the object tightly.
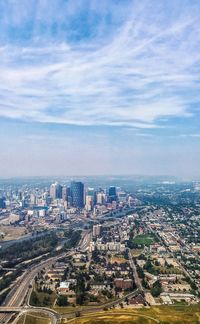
[0,180,138,226]
[48,182,136,213]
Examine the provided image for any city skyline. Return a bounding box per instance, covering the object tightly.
[0,0,200,178]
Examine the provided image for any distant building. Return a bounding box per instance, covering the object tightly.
[85,187,96,209]
[108,186,117,202]
[114,278,133,290]
[118,191,127,203]
[96,192,106,205]
[30,194,36,205]
[70,181,84,208]
[50,182,62,199]
[89,241,125,252]
[0,197,6,209]
[85,195,93,211]
[62,186,68,201]
[93,224,102,237]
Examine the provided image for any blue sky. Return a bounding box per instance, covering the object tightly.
[0,0,200,178]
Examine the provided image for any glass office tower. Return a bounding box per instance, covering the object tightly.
[70,181,84,208]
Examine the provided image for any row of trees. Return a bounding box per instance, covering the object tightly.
[0,268,23,297]
[64,230,82,249]
[0,232,58,267]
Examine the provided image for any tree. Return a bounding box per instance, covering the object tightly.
[30,291,39,306]
[92,248,101,263]
[151,280,162,297]
[57,295,68,307]
[137,265,145,279]
[43,296,50,306]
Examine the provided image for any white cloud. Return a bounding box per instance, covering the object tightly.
[0,1,199,128]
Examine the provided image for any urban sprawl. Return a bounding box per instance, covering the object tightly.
[0,177,199,323]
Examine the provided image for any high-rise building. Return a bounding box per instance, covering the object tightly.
[0,197,6,209]
[30,194,36,205]
[92,224,102,237]
[70,181,84,208]
[62,186,68,201]
[18,190,22,201]
[108,186,117,202]
[50,183,56,199]
[97,192,106,205]
[85,187,96,210]
[50,182,62,199]
[118,191,127,203]
[85,195,93,211]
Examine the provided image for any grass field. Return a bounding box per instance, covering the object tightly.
[133,234,155,247]
[66,303,200,324]
[110,256,127,264]
[0,225,27,241]
[30,289,57,307]
[131,249,144,257]
[53,305,98,314]
[153,265,182,274]
[17,312,51,324]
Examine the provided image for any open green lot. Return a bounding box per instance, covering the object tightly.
[132,234,155,247]
[66,303,200,324]
[17,312,51,324]
[30,289,57,307]
[16,303,200,324]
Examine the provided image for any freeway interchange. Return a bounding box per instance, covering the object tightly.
[0,251,68,323]
[0,229,143,324]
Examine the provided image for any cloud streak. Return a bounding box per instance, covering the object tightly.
[0,0,200,129]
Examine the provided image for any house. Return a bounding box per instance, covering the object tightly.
[129,294,145,305]
[114,278,133,290]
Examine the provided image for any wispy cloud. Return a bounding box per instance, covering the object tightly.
[0,0,200,128]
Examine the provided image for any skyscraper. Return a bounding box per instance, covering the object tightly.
[92,224,102,237]
[62,186,68,201]
[97,192,106,205]
[86,187,96,208]
[108,186,117,203]
[85,195,93,211]
[0,197,6,209]
[50,182,63,199]
[70,181,84,208]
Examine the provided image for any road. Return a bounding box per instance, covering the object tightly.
[128,249,143,291]
[0,230,143,323]
[78,230,92,252]
[0,252,71,323]
[147,225,199,291]
[0,288,140,321]
[0,230,91,324]
[0,307,59,324]
[61,288,140,319]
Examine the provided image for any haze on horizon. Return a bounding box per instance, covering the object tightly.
[0,0,200,179]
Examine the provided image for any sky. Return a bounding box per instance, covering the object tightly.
[0,0,200,178]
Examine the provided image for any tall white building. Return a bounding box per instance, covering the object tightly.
[97,192,106,205]
[50,182,62,200]
[93,224,102,237]
[85,195,93,211]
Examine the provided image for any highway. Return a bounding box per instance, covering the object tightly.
[0,288,140,322]
[0,307,59,324]
[0,230,143,323]
[0,252,70,323]
[78,230,92,252]
[0,230,91,324]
